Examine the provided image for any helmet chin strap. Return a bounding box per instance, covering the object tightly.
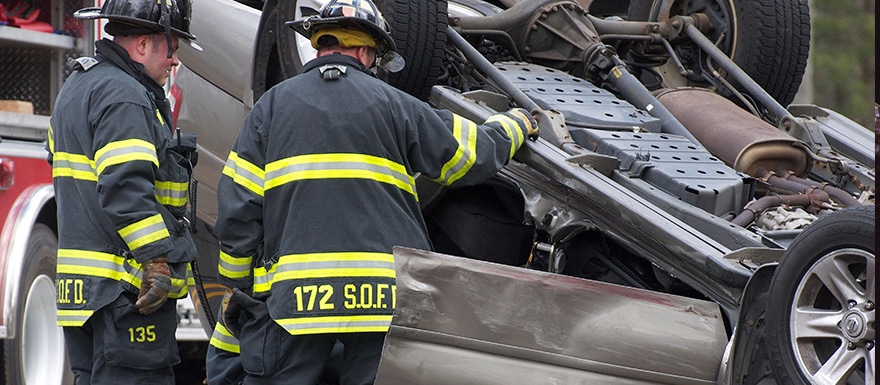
[159,0,173,58]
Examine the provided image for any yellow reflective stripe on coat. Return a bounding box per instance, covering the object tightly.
[94,139,159,176]
[118,214,169,251]
[252,252,396,294]
[435,114,477,185]
[155,180,189,207]
[57,309,94,327]
[485,113,525,158]
[56,249,138,285]
[275,315,393,335]
[51,151,98,181]
[48,123,54,154]
[222,151,265,197]
[209,322,241,353]
[57,249,190,298]
[264,153,416,197]
[126,258,191,299]
[219,250,253,279]
[155,108,165,126]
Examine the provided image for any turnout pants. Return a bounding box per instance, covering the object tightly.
[63,292,179,385]
[239,311,385,385]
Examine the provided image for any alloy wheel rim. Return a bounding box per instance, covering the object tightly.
[789,248,875,384]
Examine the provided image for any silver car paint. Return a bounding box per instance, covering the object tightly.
[380,247,728,384]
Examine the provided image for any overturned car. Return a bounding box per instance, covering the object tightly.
[171,0,875,384]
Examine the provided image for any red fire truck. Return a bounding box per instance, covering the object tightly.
[0,1,96,383]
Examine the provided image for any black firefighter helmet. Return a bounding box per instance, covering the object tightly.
[287,0,405,72]
[74,0,201,55]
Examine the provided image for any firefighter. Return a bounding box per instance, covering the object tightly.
[207,0,539,384]
[47,0,200,383]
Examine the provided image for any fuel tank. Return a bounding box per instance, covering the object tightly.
[656,88,809,177]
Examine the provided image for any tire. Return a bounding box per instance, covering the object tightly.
[378,0,448,101]
[765,205,875,385]
[3,224,74,385]
[628,0,810,107]
[257,0,448,101]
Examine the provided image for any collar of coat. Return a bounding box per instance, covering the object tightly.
[94,38,168,102]
[299,53,376,78]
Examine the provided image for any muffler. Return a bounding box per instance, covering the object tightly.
[655,88,809,177]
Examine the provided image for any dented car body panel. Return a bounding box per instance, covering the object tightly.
[379,247,728,385]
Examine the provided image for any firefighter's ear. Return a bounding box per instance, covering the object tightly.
[136,35,151,55]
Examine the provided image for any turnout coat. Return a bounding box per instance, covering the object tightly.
[215,53,530,336]
[48,39,197,327]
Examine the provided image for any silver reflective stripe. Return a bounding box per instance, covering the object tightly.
[222,153,265,197]
[209,324,241,353]
[273,258,395,274]
[264,153,416,196]
[253,252,395,294]
[155,180,188,206]
[485,113,524,157]
[51,152,98,181]
[57,309,94,327]
[219,250,253,280]
[57,254,123,275]
[94,139,158,176]
[52,156,96,174]
[436,114,477,185]
[56,249,131,282]
[119,214,169,250]
[276,315,393,335]
[55,159,97,174]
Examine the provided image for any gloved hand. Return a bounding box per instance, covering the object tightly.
[219,287,265,338]
[218,288,242,338]
[135,256,173,315]
[507,108,539,140]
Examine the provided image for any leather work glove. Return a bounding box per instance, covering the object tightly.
[218,289,243,338]
[220,287,268,338]
[507,108,539,140]
[135,256,173,315]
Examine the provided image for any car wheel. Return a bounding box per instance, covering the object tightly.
[627,0,810,107]
[3,224,73,385]
[765,205,875,385]
[259,0,448,101]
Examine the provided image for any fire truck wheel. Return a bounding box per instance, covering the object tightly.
[3,224,73,385]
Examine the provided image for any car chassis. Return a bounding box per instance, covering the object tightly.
[173,1,875,384]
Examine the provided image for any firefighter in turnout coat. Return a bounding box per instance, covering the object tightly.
[207,0,539,384]
[47,0,201,383]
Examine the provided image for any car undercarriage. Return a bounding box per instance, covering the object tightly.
[173,0,875,384]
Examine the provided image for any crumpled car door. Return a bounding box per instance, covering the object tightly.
[377,247,728,385]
